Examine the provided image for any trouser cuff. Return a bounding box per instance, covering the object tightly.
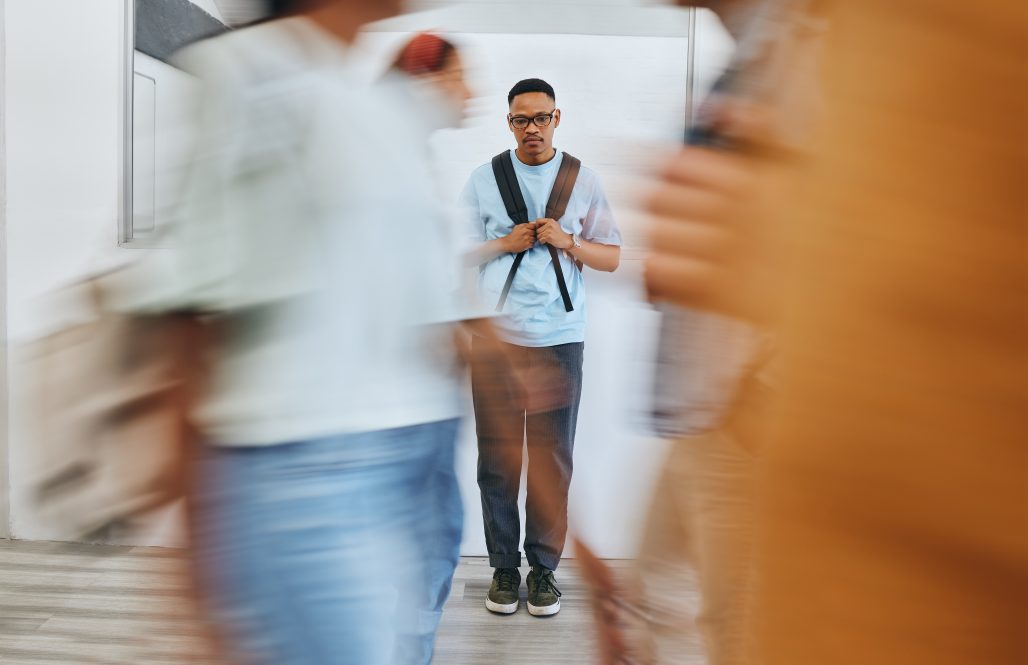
[489,553,522,569]
[526,551,561,571]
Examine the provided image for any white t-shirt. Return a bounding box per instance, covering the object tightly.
[120,19,466,445]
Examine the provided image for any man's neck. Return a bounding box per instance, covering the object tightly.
[515,147,557,167]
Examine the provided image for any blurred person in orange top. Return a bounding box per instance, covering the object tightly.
[581,1,826,664]
[644,1,1027,665]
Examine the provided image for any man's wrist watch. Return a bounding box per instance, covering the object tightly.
[570,233,582,251]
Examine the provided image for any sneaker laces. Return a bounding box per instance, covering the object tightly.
[535,568,562,598]
[495,568,519,592]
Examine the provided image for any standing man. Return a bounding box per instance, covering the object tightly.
[462,78,621,617]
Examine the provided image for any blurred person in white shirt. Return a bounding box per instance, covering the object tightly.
[119,1,480,663]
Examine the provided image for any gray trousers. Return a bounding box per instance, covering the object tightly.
[470,338,584,571]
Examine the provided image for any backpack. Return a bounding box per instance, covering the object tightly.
[491,150,581,312]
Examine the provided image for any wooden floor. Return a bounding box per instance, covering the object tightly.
[0,539,654,665]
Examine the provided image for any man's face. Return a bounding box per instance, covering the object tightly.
[508,92,561,159]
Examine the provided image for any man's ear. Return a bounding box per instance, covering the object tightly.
[553,109,561,128]
[507,113,515,133]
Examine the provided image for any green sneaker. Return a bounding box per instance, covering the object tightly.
[526,565,562,617]
[486,567,521,614]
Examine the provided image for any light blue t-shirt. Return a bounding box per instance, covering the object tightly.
[461,150,622,347]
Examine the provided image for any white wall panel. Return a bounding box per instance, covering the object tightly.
[128,52,201,244]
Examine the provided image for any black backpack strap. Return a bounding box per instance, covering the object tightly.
[492,151,531,225]
[491,151,580,313]
[492,151,530,311]
[545,153,581,222]
[543,153,581,312]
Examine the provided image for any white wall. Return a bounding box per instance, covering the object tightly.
[2,0,218,544]
[2,2,733,557]
[5,0,129,541]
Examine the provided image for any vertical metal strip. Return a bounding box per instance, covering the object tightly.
[685,6,698,134]
[0,0,9,538]
[119,0,135,244]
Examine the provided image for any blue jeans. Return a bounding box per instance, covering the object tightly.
[194,419,462,665]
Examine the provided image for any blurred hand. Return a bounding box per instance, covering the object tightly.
[517,360,571,415]
[536,218,573,250]
[502,223,537,253]
[575,537,655,665]
[464,319,572,414]
[644,106,784,322]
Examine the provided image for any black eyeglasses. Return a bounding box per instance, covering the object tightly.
[508,110,557,130]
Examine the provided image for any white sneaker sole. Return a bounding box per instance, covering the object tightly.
[485,598,519,615]
[527,599,561,617]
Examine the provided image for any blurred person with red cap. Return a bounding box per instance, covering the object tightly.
[378,31,481,665]
[392,32,472,126]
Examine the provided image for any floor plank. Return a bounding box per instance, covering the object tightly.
[0,539,684,664]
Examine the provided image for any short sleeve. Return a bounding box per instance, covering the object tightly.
[580,171,622,246]
[460,175,486,245]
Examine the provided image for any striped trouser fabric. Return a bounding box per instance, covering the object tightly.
[470,338,584,571]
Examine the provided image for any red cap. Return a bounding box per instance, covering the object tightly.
[398,33,450,75]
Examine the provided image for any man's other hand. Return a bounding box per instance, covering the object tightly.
[536,218,573,250]
[502,223,538,253]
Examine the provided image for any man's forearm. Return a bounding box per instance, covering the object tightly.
[465,238,511,266]
[466,235,621,272]
[570,241,620,272]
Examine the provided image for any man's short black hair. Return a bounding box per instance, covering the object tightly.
[508,78,556,106]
